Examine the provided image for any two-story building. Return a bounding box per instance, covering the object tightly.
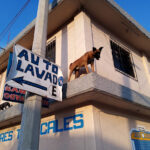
[0,0,150,150]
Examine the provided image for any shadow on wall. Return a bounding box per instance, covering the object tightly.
[1,130,125,150]
[38,108,129,150]
[39,132,128,150]
[6,141,18,150]
[2,104,150,150]
[61,27,68,83]
[6,131,131,150]
[122,77,136,117]
[121,75,137,149]
[47,109,76,150]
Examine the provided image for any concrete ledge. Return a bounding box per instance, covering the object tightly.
[92,73,150,108]
[64,72,150,109]
[0,72,150,128]
[0,104,23,128]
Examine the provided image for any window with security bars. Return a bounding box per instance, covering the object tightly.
[46,39,56,63]
[110,40,135,78]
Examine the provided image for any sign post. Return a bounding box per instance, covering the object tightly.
[17,0,49,150]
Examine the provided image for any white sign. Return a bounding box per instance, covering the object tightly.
[6,45,64,101]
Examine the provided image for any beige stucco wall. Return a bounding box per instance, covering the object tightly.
[1,104,150,150]
[91,19,150,97]
[46,12,93,82]
[0,11,150,106]
[1,10,150,150]
[0,105,87,150]
[93,104,150,150]
[50,11,150,97]
[46,11,150,97]
[0,70,6,104]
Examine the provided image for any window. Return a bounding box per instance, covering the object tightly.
[110,40,135,78]
[46,39,56,63]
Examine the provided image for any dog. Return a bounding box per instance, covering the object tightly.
[0,102,11,111]
[68,47,103,81]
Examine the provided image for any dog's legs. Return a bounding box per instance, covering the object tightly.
[75,69,79,79]
[85,64,90,73]
[91,61,95,72]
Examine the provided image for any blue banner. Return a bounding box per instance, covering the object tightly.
[131,129,150,150]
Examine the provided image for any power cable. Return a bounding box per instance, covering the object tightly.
[0,0,31,42]
[0,46,5,50]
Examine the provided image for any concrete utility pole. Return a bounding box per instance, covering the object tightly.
[17,0,49,150]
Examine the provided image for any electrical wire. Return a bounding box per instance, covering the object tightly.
[0,46,5,50]
[0,0,31,42]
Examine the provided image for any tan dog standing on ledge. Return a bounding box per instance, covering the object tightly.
[68,47,103,81]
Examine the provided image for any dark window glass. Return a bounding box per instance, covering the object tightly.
[110,40,135,78]
[46,40,56,63]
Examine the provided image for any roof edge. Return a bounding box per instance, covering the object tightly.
[106,0,150,39]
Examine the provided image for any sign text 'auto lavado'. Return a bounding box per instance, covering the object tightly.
[6,45,64,101]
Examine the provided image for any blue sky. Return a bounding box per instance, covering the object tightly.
[0,0,150,51]
[0,0,39,49]
[114,0,150,32]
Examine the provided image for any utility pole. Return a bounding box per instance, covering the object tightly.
[17,0,49,150]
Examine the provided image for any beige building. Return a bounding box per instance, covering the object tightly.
[0,0,150,150]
